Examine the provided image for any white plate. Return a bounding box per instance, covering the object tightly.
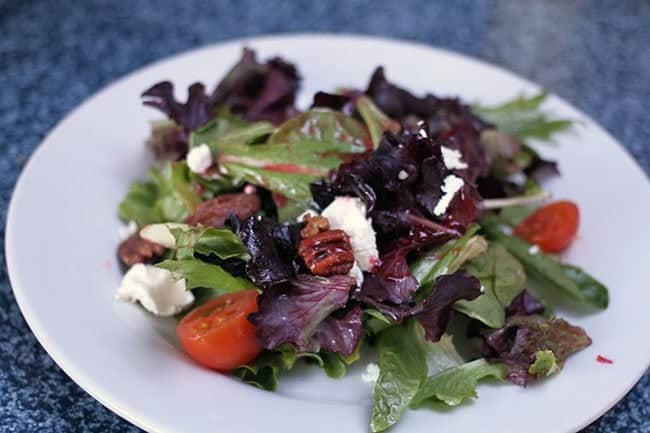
[7,34,650,433]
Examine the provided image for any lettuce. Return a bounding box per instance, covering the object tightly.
[251,274,361,356]
[118,162,201,226]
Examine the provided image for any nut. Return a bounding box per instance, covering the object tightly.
[298,229,354,276]
[185,193,261,227]
[118,233,166,267]
[300,214,330,238]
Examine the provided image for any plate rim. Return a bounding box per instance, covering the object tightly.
[6,32,649,433]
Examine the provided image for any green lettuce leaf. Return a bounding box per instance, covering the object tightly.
[528,349,559,378]
[411,359,505,407]
[119,162,201,226]
[234,347,350,391]
[473,92,572,141]
[356,96,401,148]
[220,162,316,202]
[371,321,427,433]
[456,243,526,328]
[156,259,255,292]
[410,224,485,289]
[481,216,609,309]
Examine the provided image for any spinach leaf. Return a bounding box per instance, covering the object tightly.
[356,96,401,149]
[156,259,255,292]
[411,359,505,407]
[119,162,201,226]
[472,92,572,141]
[482,217,609,309]
[371,321,427,433]
[456,244,526,328]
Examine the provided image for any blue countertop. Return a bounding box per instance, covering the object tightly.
[1,1,648,432]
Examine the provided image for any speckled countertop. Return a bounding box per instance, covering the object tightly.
[1,1,648,432]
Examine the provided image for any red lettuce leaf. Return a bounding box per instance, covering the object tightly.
[365,67,490,183]
[142,82,214,132]
[239,215,303,288]
[481,315,591,385]
[311,124,478,250]
[211,48,300,125]
[251,274,360,355]
[354,270,481,342]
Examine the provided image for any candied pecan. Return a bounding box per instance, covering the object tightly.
[185,193,261,227]
[118,233,165,267]
[298,229,354,276]
[300,214,330,238]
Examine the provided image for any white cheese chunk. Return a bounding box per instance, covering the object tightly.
[361,363,380,384]
[441,146,468,170]
[186,143,213,174]
[139,223,187,248]
[118,220,138,241]
[433,174,465,216]
[322,197,379,271]
[115,264,194,316]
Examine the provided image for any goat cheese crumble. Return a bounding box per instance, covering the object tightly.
[186,143,213,174]
[139,223,187,248]
[362,363,380,384]
[433,174,465,216]
[441,146,468,170]
[115,264,194,316]
[322,197,379,272]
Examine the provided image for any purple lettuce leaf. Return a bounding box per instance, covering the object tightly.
[142,82,214,132]
[310,124,479,252]
[505,290,546,317]
[211,48,300,125]
[239,215,303,288]
[360,248,418,305]
[365,67,490,183]
[251,274,360,355]
[354,270,481,342]
[312,306,363,355]
[481,315,591,385]
[414,271,482,341]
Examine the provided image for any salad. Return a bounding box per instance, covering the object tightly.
[115,48,609,432]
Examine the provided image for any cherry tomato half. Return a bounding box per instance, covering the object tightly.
[177,290,262,371]
[514,200,579,253]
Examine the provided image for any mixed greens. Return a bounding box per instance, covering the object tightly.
[116,48,609,432]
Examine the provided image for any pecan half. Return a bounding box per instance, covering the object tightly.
[185,193,261,227]
[298,229,354,276]
[118,233,165,267]
[300,214,330,238]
